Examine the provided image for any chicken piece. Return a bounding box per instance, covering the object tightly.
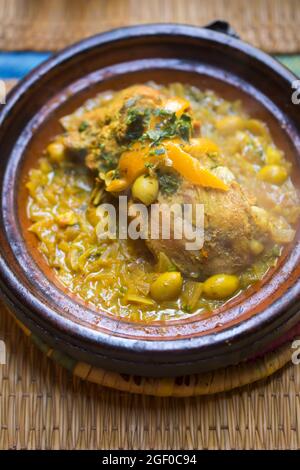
[146,170,269,279]
[60,85,163,172]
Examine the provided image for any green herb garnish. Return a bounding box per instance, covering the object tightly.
[112,169,121,180]
[142,111,192,145]
[176,113,192,141]
[146,129,162,143]
[98,149,119,172]
[145,162,155,169]
[124,107,151,142]
[158,172,181,195]
[154,148,166,156]
[78,121,89,132]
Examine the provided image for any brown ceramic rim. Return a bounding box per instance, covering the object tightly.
[0,23,300,376]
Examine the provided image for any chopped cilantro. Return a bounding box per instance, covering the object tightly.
[183,304,193,313]
[98,148,118,172]
[146,129,161,143]
[145,162,154,169]
[125,97,137,109]
[176,113,192,141]
[153,108,173,118]
[158,172,181,195]
[124,107,151,142]
[112,168,120,180]
[78,121,89,132]
[149,147,165,156]
[142,111,192,144]
[154,147,166,156]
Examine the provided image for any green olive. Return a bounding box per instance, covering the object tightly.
[132,174,159,205]
[249,239,264,255]
[150,272,183,302]
[203,274,239,300]
[215,116,244,135]
[47,142,65,163]
[257,165,288,185]
[245,119,268,138]
[265,146,282,165]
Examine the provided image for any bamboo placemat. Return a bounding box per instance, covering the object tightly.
[0,0,299,53]
[1,300,299,450]
[1,78,300,449]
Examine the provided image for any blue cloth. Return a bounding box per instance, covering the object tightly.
[0,52,51,79]
[0,51,298,80]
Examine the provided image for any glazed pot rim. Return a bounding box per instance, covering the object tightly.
[0,23,300,362]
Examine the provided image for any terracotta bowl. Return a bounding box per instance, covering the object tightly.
[0,22,300,377]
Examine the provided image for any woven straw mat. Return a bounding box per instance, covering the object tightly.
[0,0,299,53]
